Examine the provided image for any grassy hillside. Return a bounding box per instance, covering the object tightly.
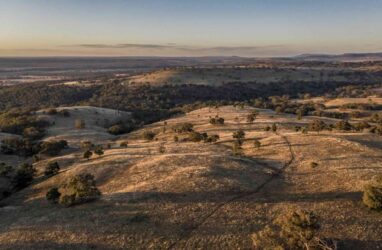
[0,105,381,249]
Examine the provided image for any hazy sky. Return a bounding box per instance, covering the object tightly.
[1,0,382,57]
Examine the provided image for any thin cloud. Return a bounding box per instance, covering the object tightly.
[63,43,290,56]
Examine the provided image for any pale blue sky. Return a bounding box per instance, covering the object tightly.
[1,0,381,56]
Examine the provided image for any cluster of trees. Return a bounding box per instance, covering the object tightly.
[46,173,101,207]
[1,72,381,133]
[0,83,97,110]
[83,145,104,160]
[0,109,49,136]
[169,122,219,143]
[305,119,381,135]
[209,116,225,125]
[0,163,36,198]
[1,138,68,157]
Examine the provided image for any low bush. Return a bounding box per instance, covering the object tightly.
[0,137,36,156]
[205,134,219,143]
[0,163,13,178]
[80,141,94,150]
[94,146,104,157]
[209,116,224,125]
[38,140,68,156]
[46,187,61,204]
[44,162,60,177]
[108,124,125,135]
[23,127,45,140]
[12,163,36,190]
[363,175,382,210]
[83,150,93,160]
[142,130,156,141]
[251,209,334,250]
[188,131,207,142]
[172,123,194,133]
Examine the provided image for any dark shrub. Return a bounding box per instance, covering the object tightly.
[0,137,35,156]
[0,110,49,135]
[94,146,104,157]
[83,150,93,160]
[12,163,36,190]
[252,209,323,249]
[58,109,70,117]
[80,141,94,150]
[309,119,326,134]
[172,123,194,133]
[59,173,101,207]
[39,140,68,156]
[209,116,225,125]
[335,120,352,131]
[23,127,44,140]
[108,124,125,135]
[142,130,156,141]
[0,163,13,178]
[188,131,207,142]
[44,162,60,177]
[46,187,61,204]
[205,134,219,143]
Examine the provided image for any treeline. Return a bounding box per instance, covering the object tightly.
[0,80,380,129]
[0,83,98,110]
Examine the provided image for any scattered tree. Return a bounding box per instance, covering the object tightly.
[83,150,93,160]
[363,175,382,210]
[12,163,36,190]
[44,161,60,177]
[46,187,61,204]
[94,146,104,157]
[142,130,156,141]
[59,173,101,207]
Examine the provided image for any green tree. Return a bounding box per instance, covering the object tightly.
[12,163,36,189]
[83,150,93,160]
[309,119,326,134]
[363,175,382,210]
[59,173,101,207]
[46,187,61,204]
[94,146,104,157]
[233,130,245,145]
[142,130,156,141]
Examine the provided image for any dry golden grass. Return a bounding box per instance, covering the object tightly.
[324,97,382,107]
[0,105,382,249]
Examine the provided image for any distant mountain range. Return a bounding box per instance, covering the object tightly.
[293,52,382,62]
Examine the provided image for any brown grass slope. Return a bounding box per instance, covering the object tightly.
[0,106,381,249]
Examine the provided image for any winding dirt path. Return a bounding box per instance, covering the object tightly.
[168,132,295,249]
